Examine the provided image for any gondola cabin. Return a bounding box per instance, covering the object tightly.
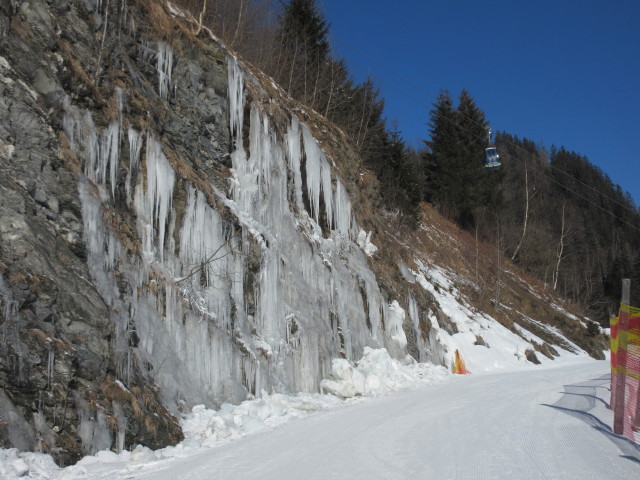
[484,147,501,171]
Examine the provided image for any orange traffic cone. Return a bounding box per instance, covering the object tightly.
[453,349,470,374]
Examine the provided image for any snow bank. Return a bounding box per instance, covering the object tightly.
[0,450,58,480]
[0,349,448,480]
[180,392,345,448]
[320,347,447,398]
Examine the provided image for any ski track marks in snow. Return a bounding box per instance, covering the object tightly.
[547,374,640,464]
[91,362,639,480]
[2,361,639,479]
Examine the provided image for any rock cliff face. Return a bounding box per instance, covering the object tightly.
[0,0,604,467]
[0,0,410,464]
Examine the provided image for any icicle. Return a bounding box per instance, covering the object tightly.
[113,403,127,453]
[227,55,244,146]
[0,276,18,327]
[62,97,99,184]
[333,180,353,237]
[105,234,118,271]
[115,87,123,115]
[300,123,335,230]
[126,127,143,206]
[257,114,274,202]
[227,57,252,216]
[78,179,106,265]
[53,46,422,410]
[63,95,120,199]
[321,157,333,230]
[47,344,54,389]
[157,42,173,100]
[140,134,175,263]
[257,252,279,341]
[178,185,240,329]
[101,121,120,198]
[301,124,321,222]
[126,348,131,385]
[286,116,304,211]
[230,105,284,223]
[179,186,227,287]
[408,292,428,362]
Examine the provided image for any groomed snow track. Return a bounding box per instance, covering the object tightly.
[89,361,639,480]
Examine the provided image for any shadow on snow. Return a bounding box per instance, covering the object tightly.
[542,374,640,463]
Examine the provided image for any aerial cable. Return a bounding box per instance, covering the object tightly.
[331,37,640,222]
[542,171,640,234]
[347,58,640,232]
[546,162,637,215]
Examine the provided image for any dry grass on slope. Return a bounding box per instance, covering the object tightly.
[371,203,607,360]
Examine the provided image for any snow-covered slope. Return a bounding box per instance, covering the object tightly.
[411,260,590,372]
[382,203,606,375]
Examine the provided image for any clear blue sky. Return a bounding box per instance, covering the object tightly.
[321,0,640,206]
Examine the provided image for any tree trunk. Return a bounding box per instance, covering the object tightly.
[511,163,530,261]
[231,0,244,48]
[553,203,567,291]
[193,0,207,36]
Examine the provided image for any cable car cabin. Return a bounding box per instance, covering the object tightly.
[484,147,501,171]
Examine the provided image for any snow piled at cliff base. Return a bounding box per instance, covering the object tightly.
[0,348,448,480]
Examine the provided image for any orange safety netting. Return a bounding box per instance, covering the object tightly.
[453,349,470,375]
[610,303,640,442]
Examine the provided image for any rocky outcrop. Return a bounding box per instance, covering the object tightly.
[0,0,404,464]
[0,0,228,464]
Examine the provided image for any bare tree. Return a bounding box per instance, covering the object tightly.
[230,0,245,47]
[511,162,538,261]
[553,202,569,291]
[193,0,207,36]
[494,217,503,308]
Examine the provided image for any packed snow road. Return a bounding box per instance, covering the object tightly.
[113,361,639,480]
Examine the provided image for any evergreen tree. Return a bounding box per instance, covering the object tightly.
[279,0,329,60]
[453,90,491,228]
[630,254,640,307]
[380,123,421,224]
[424,90,456,207]
[424,90,500,230]
[278,0,330,104]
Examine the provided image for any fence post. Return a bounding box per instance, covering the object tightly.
[613,279,630,435]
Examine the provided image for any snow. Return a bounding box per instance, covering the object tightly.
[356,228,378,256]
[321,347,444,399]
[3,359,636,479]
[410,259,592,373]
[0,348,446,480]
